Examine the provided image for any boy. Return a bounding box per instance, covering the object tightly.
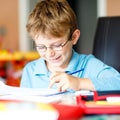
[20,0,120,92]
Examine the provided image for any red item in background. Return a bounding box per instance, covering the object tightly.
[0,61,6,78]
[6,76,20,87]
[51,103,85,120]
[5,61,25,87]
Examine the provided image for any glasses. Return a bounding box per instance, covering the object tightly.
[35,40,69,52]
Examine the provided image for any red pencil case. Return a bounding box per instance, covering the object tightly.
[76,91,120,114]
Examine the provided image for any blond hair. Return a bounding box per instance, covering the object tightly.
[26,0,78,39]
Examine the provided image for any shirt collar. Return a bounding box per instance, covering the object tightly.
[65,50,79,73]
[33,58,50,76]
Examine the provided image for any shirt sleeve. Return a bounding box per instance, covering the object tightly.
[83,54,120,91]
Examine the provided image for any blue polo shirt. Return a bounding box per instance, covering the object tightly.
[20,50,120,91]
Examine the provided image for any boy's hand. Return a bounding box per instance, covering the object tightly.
[48,71,81,92]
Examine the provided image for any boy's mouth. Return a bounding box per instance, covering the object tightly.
[48,56,61,63]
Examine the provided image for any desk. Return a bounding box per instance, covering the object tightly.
[0,91,120,120]
[81,115,120,120]
[74,109,120,119]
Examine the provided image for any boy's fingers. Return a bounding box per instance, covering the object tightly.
[48,81,54,88]
[50,71,59,79]
[48,77,59,88]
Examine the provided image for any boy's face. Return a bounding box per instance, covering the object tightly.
[35,33,73,70]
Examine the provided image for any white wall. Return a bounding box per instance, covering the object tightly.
[18,0,30,52]
[97,0,107,17]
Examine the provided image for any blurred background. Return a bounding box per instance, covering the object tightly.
[0,0,120,53]
[0,0,120,86]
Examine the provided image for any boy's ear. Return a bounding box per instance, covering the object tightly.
[71,29,80,45]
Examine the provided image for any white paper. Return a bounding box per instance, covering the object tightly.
[0,81,62,103]
[75,90,93,96]
[107,97,120,102]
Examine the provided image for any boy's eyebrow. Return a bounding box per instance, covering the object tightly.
[36,42,61,46]
[36,39,65,46]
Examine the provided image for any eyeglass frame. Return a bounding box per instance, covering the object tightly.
[34,39,71,52]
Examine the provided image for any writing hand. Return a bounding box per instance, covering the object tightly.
[48,71,81,92]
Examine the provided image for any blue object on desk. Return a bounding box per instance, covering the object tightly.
[77,90,120,101]
[44,91,67,97]
[69,68,84,75]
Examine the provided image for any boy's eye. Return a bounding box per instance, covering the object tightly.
[36,46,46,49]
[52,44,62,48]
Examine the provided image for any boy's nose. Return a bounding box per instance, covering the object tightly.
[46,48,55,57]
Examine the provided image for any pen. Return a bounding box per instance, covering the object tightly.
[44,91,68,97]
[69,68,84,75]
